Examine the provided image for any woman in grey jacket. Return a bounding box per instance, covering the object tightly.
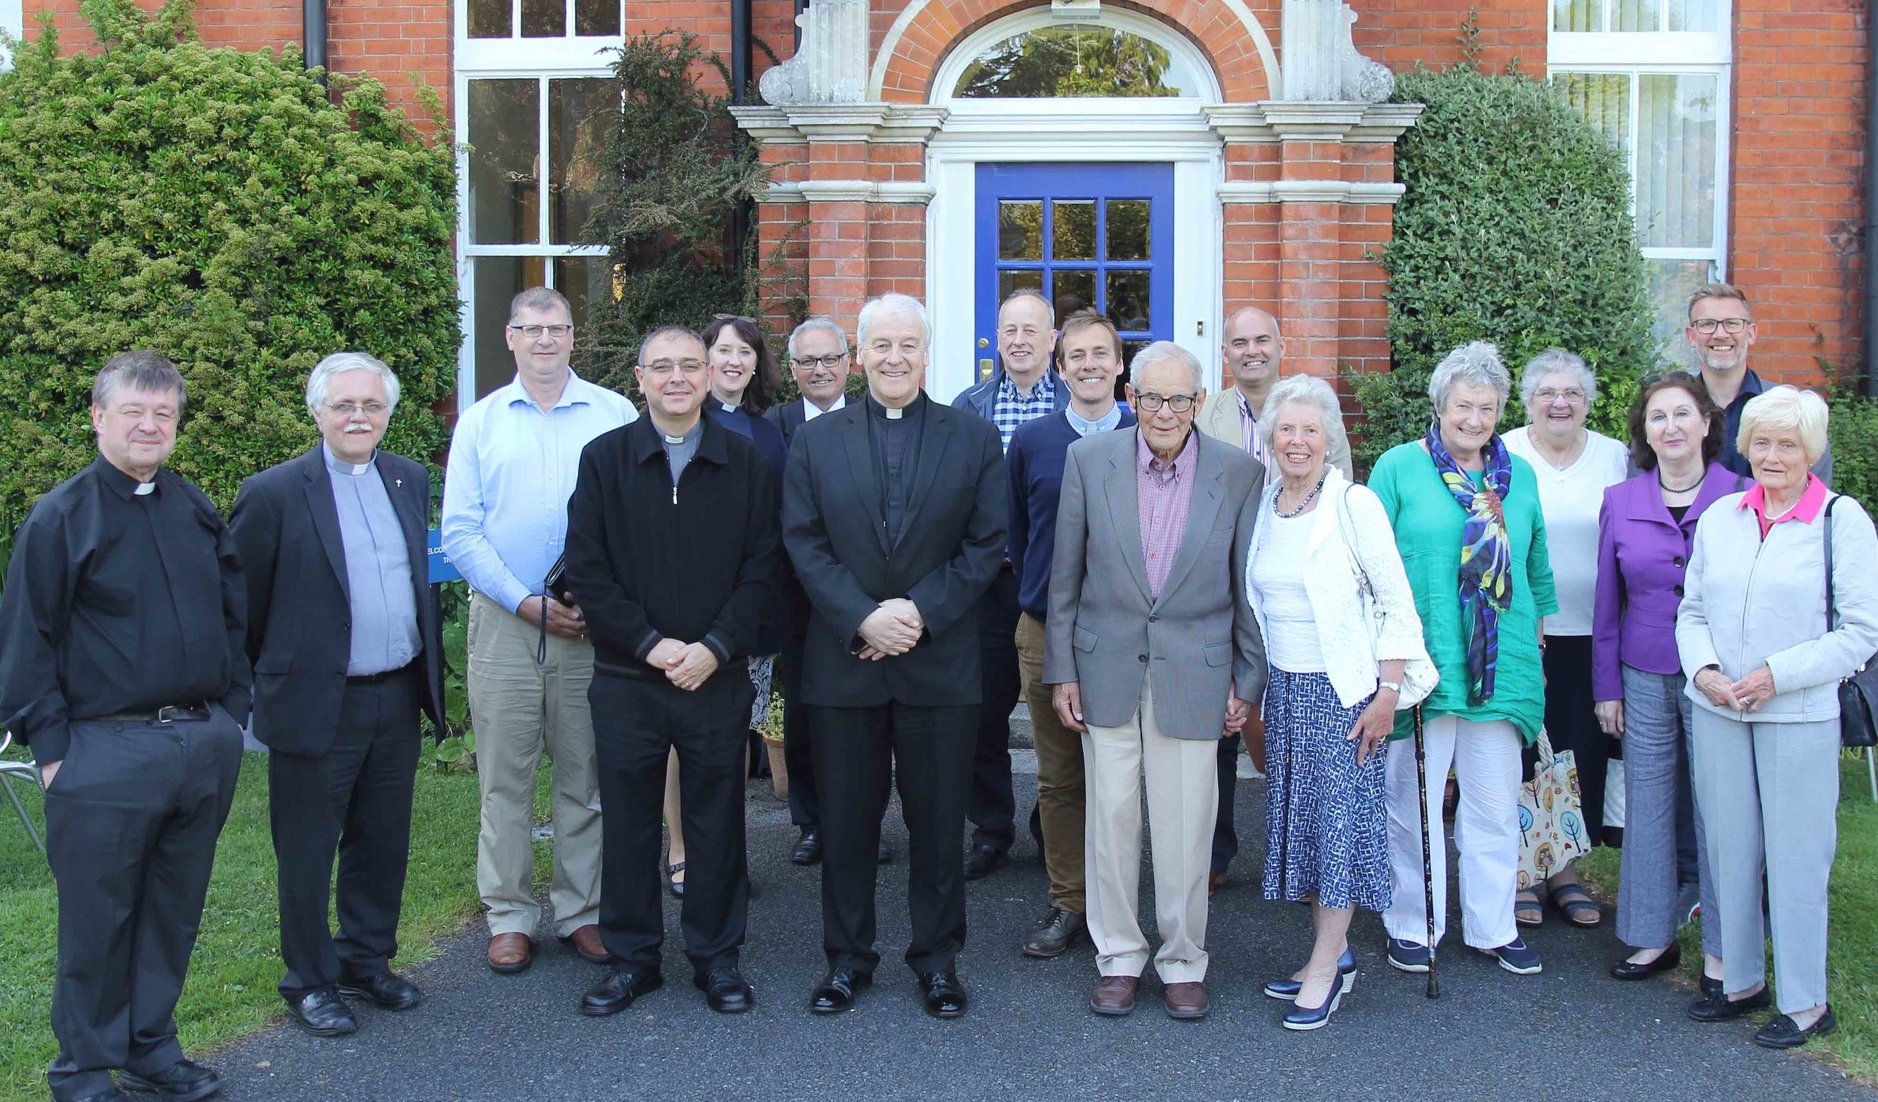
[1675,385,1878,1049]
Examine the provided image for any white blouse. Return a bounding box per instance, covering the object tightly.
[1503,426,1630,636]
[1249,511,1325,672]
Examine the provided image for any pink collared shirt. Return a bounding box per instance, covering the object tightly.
[1137,429,1199,599]
[1738,472,1829,540]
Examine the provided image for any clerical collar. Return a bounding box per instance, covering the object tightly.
[323,441,376,477]
[134,481,156,496]
[867,392,923,423]
[660,421,701,447]
[719,400,741,413]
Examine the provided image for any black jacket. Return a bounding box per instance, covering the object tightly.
[781,395,1007,708]
[229,447,444,755]
[564,415,780,681]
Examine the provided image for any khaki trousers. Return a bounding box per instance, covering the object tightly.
[1083,679,1218,983]
[468,593,603,938]
[1015,613,1085,913]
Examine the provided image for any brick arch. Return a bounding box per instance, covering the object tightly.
[873,0,1277,105]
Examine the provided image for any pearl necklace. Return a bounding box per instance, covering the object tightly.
[1273,472,1327,518]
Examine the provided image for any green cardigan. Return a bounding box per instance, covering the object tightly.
[1369,441,1559,746]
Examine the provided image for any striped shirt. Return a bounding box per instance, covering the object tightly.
[1137,429,1199,599]
[991,371,1058,453]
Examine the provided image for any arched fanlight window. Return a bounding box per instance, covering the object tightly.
[952,23,1200,99]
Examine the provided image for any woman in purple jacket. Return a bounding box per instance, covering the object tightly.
[1592,372,1736,992]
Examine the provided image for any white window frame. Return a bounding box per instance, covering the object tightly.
[453,0,621,410]
[1550,1,1732,329]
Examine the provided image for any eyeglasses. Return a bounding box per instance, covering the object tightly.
[1690,317,1750,334]
[1532,388,1585,404]
[792,354,846,370]
[640,359,707,376]
[327,401,389,416]
[1134,393,1196,414]
[508,324,572,340]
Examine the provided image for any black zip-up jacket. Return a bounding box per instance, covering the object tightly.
[563,414,780,682]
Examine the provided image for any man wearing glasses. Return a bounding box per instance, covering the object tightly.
[442,287,638,975]
[230,352,444,1038]
[1043,341,1264,1019]
[1686,283,1831,482]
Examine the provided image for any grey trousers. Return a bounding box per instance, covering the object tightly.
[1690,707,1839,1013]
[1615,666,1720,957]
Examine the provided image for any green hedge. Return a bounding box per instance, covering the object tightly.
[0,0,459,575]
[1349,64,1660,470]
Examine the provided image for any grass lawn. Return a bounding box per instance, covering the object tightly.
[1578,753,1878,1084]
[0,748,549,1102]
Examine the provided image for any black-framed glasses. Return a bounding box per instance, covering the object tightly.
[508,324,572,340]
[1690,317,1750,334]
[1134,393,1196,414]
[791,354,847,370]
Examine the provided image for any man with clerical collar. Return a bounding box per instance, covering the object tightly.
[564,326,780,1017]
[0,351,251,1102]
[229,351,445,1039]
[1684,282,1832,482]
[782,293,1007,1018]
[1005,309,1138,959]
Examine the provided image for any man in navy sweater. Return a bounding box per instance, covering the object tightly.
[1006,309,1136,958]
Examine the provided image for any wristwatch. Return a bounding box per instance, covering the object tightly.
[1377,679,1402,694]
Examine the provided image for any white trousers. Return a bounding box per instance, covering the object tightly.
[1082,680,1219,983]
[1383,714,1522,951]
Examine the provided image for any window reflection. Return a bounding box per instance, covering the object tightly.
[954,25,1196,99]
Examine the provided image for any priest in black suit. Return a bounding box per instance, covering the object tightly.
[782,293,1007,1019]
[229,352,444,1038]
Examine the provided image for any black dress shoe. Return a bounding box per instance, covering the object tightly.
[695,967,755,1014]
[1755,1006,1836,1049]
[791,829,822,866]
[283,988,357,1038]
[877,841,894,865]
[337,971,422,1010]
[1020,907,1087,959]
[963,843,1004,880]
[1701,973,1724,998]
[581,967,664,1017]
[1610,942,1680,981]
[810,967,872,1013]
[118,1058,223,1101]
[918,971,968,1019]
[1688,986,1771,1022]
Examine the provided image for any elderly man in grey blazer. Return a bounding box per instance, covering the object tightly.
[1043,341,1265,1021]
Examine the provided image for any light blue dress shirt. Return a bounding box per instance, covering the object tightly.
[440,372,638,613]
[324,443,421,676]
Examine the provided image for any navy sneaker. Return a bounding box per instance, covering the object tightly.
[1489,935,1543,975]
[1386,938,1431,973]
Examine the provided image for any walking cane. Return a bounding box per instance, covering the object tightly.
[1413,705,1439,998]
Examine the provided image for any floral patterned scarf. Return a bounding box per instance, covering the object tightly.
[1425,423,1514,704]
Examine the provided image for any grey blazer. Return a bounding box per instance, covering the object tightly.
[1042,428,1266,739]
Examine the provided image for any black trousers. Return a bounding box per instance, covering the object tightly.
[45,707,243,1102]
[812,701,977,975]
[269,666,422,1000]
[591,670,753,975]
[1529,635,1612,850]
[967,567,1022,852]
[777,644,818,829]
[1212,733,1241,874]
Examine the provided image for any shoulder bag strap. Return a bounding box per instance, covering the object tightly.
[1825,494,1839,631]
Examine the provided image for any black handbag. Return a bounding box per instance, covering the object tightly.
[1823,496,1878,748]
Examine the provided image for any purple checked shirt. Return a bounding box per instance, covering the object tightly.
[1137,429,1198,599]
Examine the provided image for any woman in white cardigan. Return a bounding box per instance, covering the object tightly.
[1243,375,1436,1031]
[1676,386,1878,1049]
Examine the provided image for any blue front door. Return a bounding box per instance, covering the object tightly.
[974,162,1175,393]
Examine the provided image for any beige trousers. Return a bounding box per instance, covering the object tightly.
[468,592,603,938]
[1082,679,1218,983]
[1015,613,1085,913]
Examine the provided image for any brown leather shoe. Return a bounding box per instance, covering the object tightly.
[563,924,608,965]
[488,932,533,974]
[1090,975,1138,1016]
[1164,980,1209,1019]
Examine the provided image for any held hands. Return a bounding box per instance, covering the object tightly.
[857,599,923,660]
[1223,695,1251,739]
[1346,685,1398,764]
[1728,665,1777,714]
[523,595,587,639]
[1594,699,1626,737]
[667,642,720,691]
[1693,666,1744,711]
[39,760,59,788]
[1053,682,1086,733]
[645,637,688,671]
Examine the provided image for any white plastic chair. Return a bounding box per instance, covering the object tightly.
[0,729,47,856]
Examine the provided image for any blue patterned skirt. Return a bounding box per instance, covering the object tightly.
[1262,668,1392,912]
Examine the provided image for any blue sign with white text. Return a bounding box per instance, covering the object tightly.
[427,528,462,585]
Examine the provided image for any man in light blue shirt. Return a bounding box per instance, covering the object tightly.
[441,286,637,974]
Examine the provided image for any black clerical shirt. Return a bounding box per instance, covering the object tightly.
[867,392,926,545]
[0,457,251,765]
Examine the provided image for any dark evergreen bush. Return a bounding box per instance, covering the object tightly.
[1349,64,1659,470]
[0,0,459,570]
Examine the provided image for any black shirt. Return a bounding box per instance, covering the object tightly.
[867,392,927,545]
[0,457,251,764]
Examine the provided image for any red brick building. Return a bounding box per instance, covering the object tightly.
[6,0,1867,405]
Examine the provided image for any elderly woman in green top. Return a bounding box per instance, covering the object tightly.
[1368,342,1558,977]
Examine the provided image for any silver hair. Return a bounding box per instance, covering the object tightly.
[856,293,932,349]
[1129,341,1204,393]
[1000,288,1055,329]
[1737,385,1830,467]
[1518,347,1598,407]
[1257,374,1349,466]
[1428,341,1512,413]
[306,352,402,417]
[787,316,850,360]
